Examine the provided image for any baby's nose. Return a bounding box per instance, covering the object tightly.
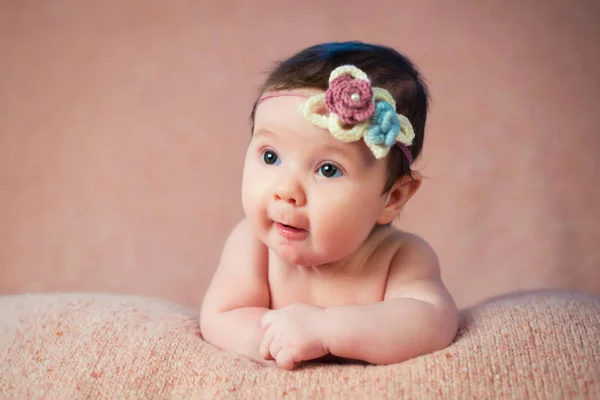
[273,179,305,207]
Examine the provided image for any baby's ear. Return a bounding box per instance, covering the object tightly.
[376,171,422,225]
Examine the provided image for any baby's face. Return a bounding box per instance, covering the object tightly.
[241,89,391,267]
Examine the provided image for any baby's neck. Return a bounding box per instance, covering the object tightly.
[297,256,357,277]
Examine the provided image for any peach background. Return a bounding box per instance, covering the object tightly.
[1,0,599,310]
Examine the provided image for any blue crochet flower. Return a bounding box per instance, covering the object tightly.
[366,101,400,147]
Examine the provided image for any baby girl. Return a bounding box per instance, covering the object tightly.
[200,41,459,370]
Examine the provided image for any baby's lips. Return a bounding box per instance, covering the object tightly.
[270,209,310,231]
[278,221,309,232]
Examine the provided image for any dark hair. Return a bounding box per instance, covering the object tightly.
[250,41,429,193]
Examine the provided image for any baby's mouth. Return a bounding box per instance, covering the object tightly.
[274,222,309,240]
[280,223,305,231]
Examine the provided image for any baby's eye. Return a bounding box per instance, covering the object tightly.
[318,163,343,178]
[262,150,280,165]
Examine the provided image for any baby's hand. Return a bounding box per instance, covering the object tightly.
[259,303,329,370]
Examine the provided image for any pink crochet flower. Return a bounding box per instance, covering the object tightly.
[325,75,375,125]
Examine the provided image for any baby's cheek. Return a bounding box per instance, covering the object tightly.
[313,209,371,255]
[241,177,264,215]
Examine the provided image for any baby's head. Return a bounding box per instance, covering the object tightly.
[242,41,430,266]
[251,41,429,191]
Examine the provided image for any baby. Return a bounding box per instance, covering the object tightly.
[200,41,459,370]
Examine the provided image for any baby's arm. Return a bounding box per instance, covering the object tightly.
[199,218,272,364]
[323,234,459,365]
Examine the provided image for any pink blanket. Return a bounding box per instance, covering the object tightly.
[1,290,598,398]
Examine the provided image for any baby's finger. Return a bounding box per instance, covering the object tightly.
[269,337,283,361]
[259,328,275,360]
[275,348,297,371]
[260,310,276,329]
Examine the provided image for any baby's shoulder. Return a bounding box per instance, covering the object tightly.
[381,229,455,311]
[225,217,263,246]
[220,217,268,270]
[380,228,441,281]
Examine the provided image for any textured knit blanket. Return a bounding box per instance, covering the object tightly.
[0,290,598,399]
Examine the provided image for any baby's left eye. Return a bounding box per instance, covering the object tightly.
[317,163,343,178]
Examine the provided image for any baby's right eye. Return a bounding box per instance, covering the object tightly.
[262,150,280,165]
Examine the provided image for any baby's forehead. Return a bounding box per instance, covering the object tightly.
[255,89,321,115]
[253,90,322,131]
[252,89,379,166]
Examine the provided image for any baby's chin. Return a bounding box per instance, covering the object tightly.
[273,245,347,269]
[275,247,316,267]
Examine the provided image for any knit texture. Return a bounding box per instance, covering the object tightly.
[0,290,598,399]
[299,65,415,161]
[325,75,375,125]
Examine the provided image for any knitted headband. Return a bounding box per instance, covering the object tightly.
[257,65,415,164]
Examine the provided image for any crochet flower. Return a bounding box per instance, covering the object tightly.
[299,65,415,159]
[365,101,401,147]
[325,75,375,125]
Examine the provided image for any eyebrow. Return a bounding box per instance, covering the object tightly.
[252,128,277,140]
[318,144,352,158]
[316,143,373,168]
